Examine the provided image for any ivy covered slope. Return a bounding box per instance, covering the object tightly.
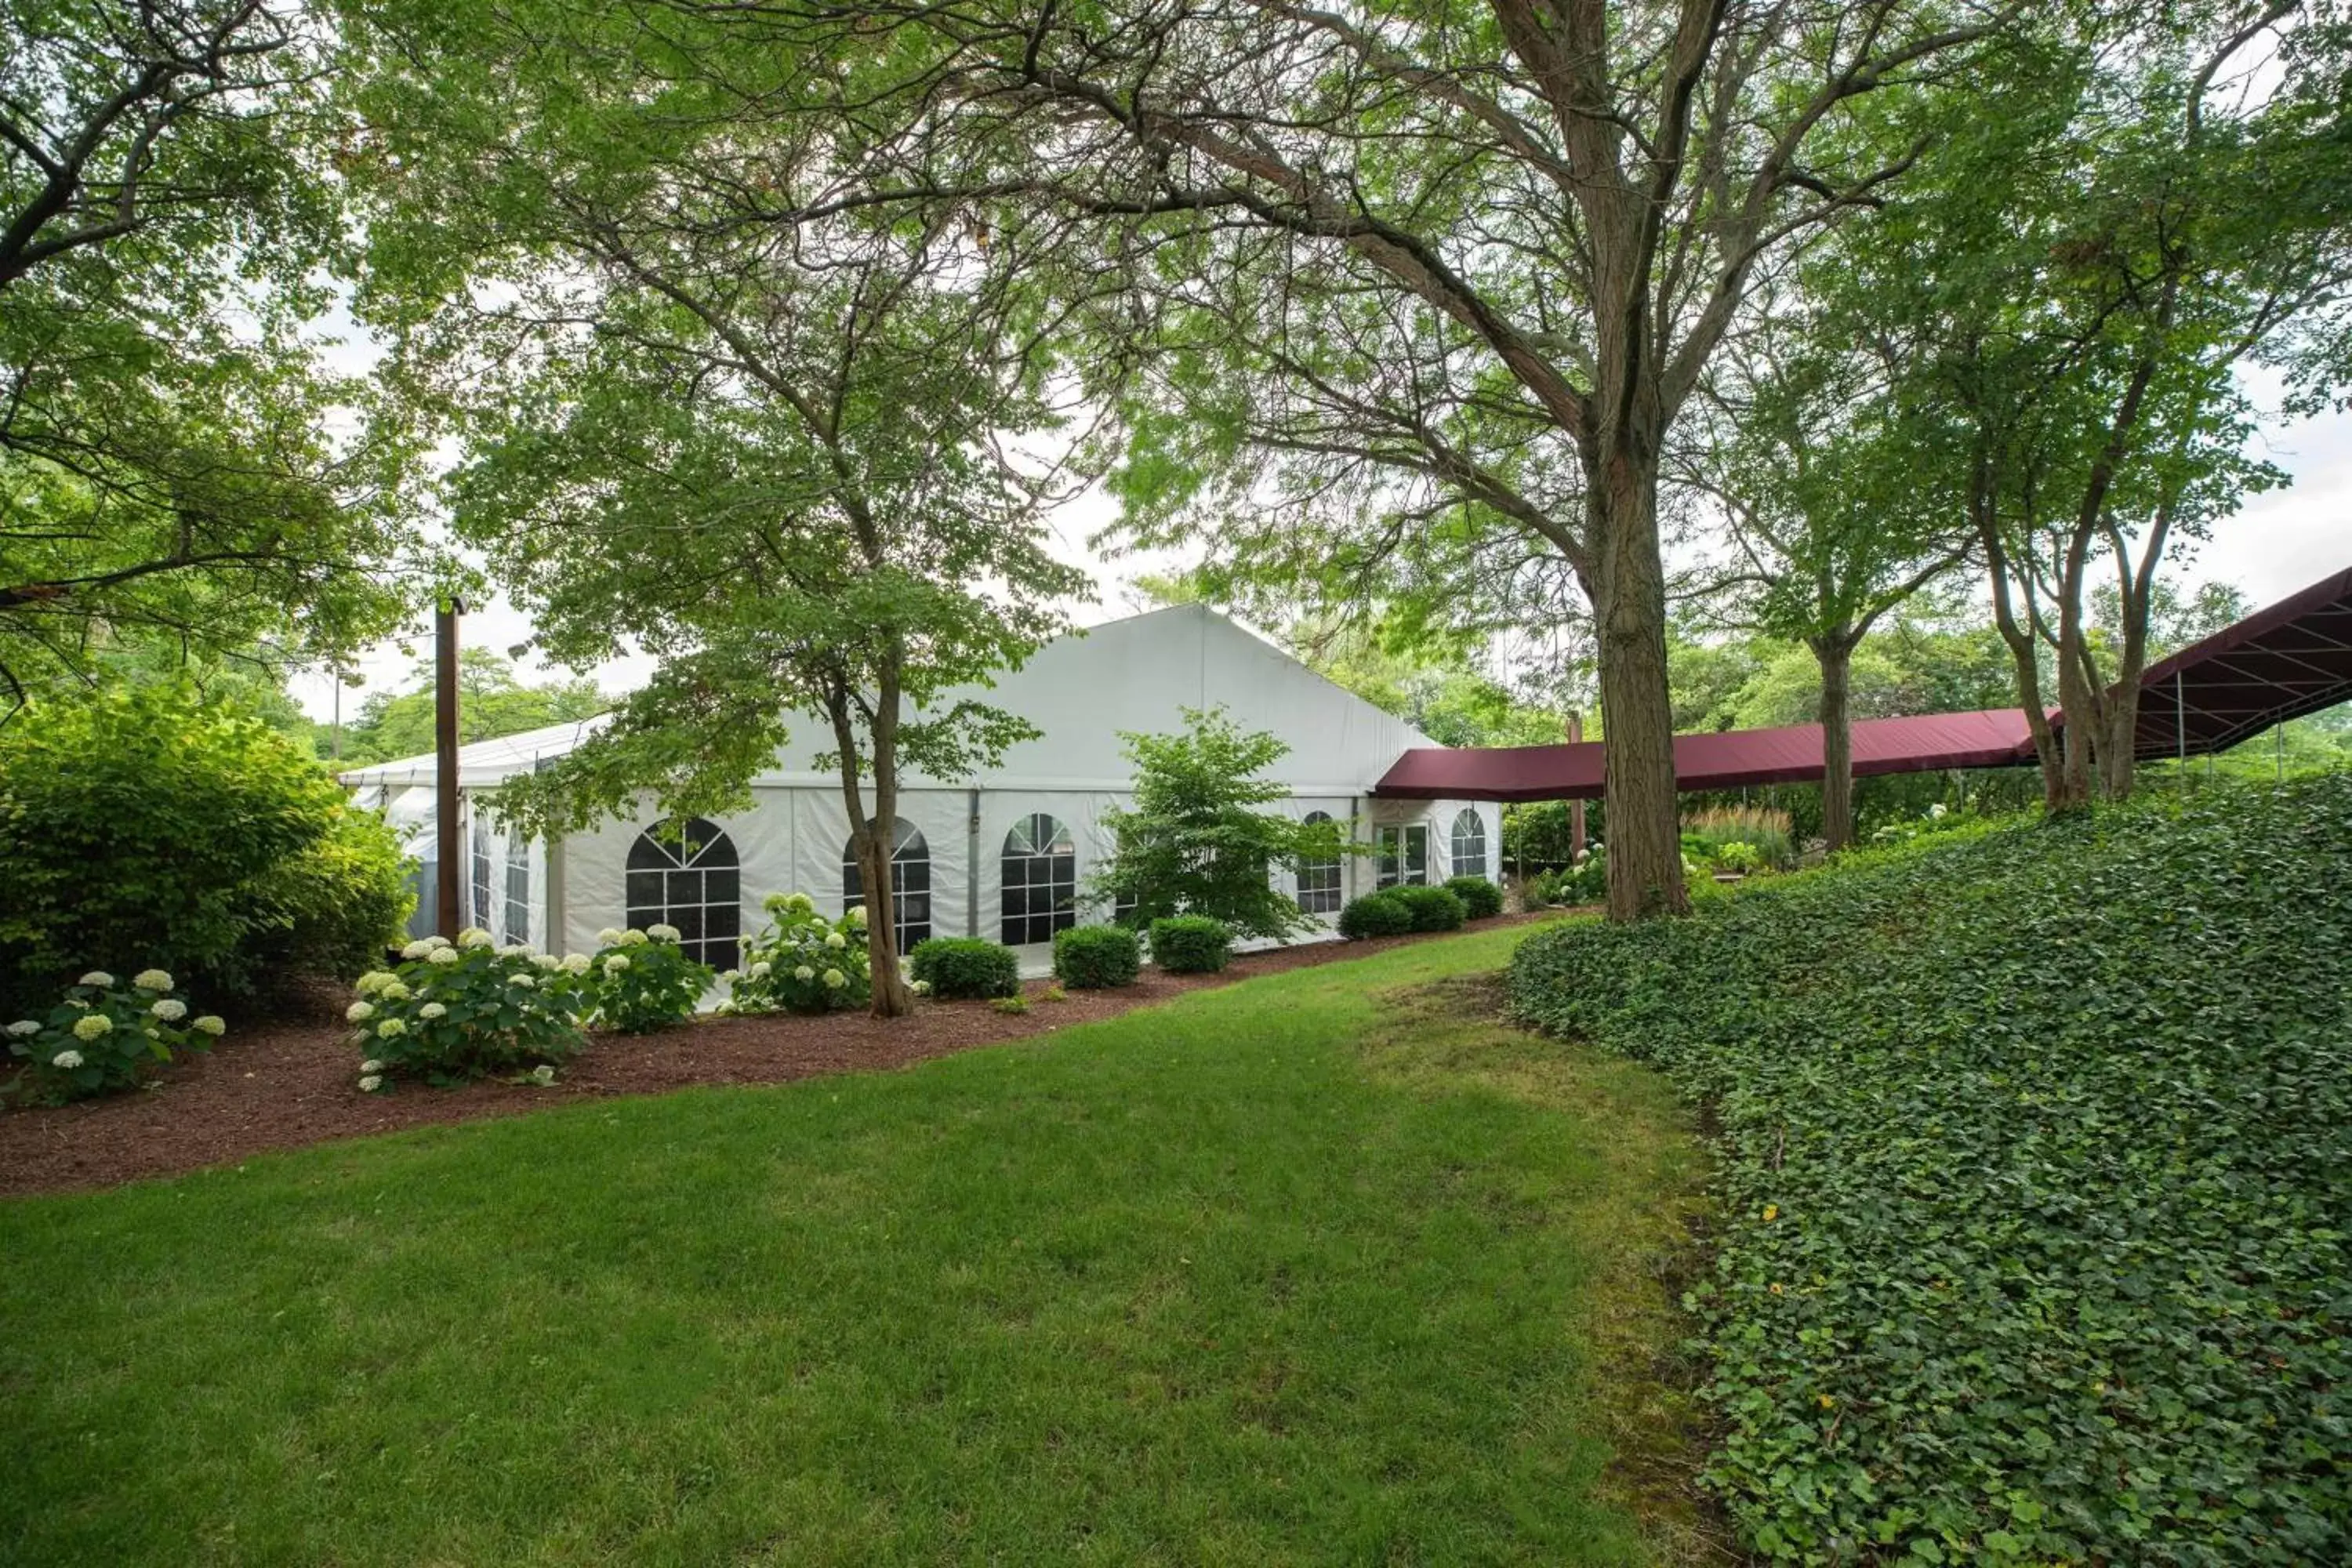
[1510,778,2352,1564]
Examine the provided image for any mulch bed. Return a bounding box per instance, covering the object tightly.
[0,915,1563,1199]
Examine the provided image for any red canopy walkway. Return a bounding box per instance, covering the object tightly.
[1374,564,2352,801]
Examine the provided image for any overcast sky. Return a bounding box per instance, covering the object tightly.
[286,393,2350,727]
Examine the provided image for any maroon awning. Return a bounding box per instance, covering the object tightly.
[1375,708,2038,801]
[2124,564,2352,760]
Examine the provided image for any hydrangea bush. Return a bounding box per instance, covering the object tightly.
[582,924,711,1033]
[347,930,586,1087]
[3,968,224,1103]
[721,894,877,1014]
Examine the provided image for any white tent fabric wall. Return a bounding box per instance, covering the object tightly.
[339,605,1504,980]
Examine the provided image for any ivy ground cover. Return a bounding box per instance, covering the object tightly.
[1511,777,2352,1564]
[0,922,1711,1566]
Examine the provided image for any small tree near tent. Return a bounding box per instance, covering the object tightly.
[1092,708,1350,944]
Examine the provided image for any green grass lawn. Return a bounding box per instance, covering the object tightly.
[0,923,1709,1566]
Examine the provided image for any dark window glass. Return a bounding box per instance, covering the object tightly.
[623,817,741,967]
[1000,812,1077,946]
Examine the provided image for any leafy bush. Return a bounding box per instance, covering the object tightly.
[348,931,586,1087]
[583,926,711,1032]
[1528,850,1606,909]
[242,808,416,983]
[1052,925,1141,989]
[1390,884,1467,931]
[3,968,224,1103]
[908,936,1020,1000]
[1443,875,1504,919]
[1091,707,1346,940]
[1147,915,1231,974]
[1510,779,2352,1564]
[1681,804,1794,869]
[0,685,412,1014]
[1337,891,1414,939]
[724,894,872,1014]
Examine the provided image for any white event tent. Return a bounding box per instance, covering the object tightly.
[340,604,1499,975]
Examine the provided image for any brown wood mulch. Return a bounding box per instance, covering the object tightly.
[0,915,1564,1200]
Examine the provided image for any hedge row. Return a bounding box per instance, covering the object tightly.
[1508,779,2352,1564]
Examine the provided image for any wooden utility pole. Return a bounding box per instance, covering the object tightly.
[435,597,465,937]
[1567,710,1587,862]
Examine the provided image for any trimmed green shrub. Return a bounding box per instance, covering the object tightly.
[583,926,711,1033]
[0,685,412,1015]
[4,967,225,1104]
[1443,875,1504,919]
[1510,780,2352,1565]
[724,894,871,1014]
[1337,891,1414,939]
[1391,884,1467,931]
[907,936,1020,1000]
[350,931,588,1087]
[1053,925,1142,989]
[1147,915,1231,974]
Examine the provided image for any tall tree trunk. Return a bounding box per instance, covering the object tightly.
[2050,527,2097,813]
[1978,489,2066,813]
[1588,446,1688,920]
[1813,632,1857,854]
[826,665,916,1020]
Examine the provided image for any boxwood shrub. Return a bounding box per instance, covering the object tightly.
[906,936,1020,1000]
[1147,915,1231,974]
[1443,875,1504,919]
[1337,891,1414,939]
[1390,884,1467,931]
[1509,779,2352,1565]
[1052,925,1141,989]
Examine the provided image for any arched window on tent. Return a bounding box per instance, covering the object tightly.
[1296,811,1343,915]
[503,826,531,947]
[626,818,741,967]
[1450,808,1490,880]
[843,818,931,955]
[1001,812,1077,946]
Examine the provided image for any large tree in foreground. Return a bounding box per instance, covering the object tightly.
[0,0,421,703]
[344,0,1094,1014]
[777,0,2024,918]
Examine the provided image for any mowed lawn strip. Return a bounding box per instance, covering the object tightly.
[0,921,1710,1567]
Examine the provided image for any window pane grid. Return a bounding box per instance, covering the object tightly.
[626,816,742,967]
[844,818,931,955]
[1450,809,1488,881]
[1000,812,1076,946]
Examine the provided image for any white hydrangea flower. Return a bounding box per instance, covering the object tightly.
[358,1075,383,1093]
[52,1049,85,1069]
[530,1065,557,1087]
[648,923,681,943]
[534,953,561,971]
[510,973,538,989]
[132,968,174,993]
[65,998,89,1010]
[603,955,630,975]
[376,1018,408,1038]
[561,953,592,975]
[825,931,847,950]
[379,981,411,1003]
[749,961,773,980]
[71,1013,112,1041]
[77,971,115,989]
[346,1000,376,1022]
[497,943,530,959]
[595,928,623,946]
[739,934,753,949]
[793,965,815,982]
[191,1016,225,1036]
[846,905,867,926]
[360,1058,386,1073]
[400,939,437,960]
[5,1020,40,1037]
[822,968,846,989]
[419,1002,447,1020]
[459,927,494,949]
[426,946,462,966]
[355,971,393,995]
[150,999,187,1022]
[619,929,649,946]
[720,969,742,983]
[911,980,931,996]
